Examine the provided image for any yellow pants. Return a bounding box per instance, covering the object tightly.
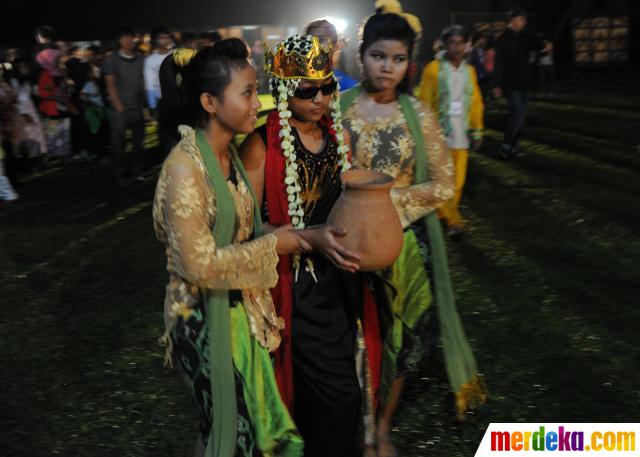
[438,148,469,227]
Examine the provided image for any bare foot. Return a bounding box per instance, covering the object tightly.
[377,438,398,457]
[377,426,398,457]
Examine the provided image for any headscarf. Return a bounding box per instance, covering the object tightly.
[36,49,62,76]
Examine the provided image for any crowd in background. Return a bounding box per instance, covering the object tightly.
[0,25,228,199]
[433,28,555,103]
[0,16,554,202]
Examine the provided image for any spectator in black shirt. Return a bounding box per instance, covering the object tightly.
[493,9,530,160]
[198,30,222,49]
[103,26,146,185]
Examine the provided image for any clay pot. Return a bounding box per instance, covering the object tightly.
[327,169,404,271]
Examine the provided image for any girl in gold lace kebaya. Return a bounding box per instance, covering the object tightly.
[152,39,306,457]
[340,2,488,456]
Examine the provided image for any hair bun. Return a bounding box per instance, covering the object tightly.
[172,37,251,128]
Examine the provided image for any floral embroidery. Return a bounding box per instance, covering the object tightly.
[344,97,455,228]
[153,126,283,358]
[172,177,204,219]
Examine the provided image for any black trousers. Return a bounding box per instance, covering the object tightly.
[110,109,145,178]
[292,255,363,457]
[503,90,528,155]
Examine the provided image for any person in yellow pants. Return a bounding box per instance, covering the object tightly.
[417,24,484,236]
[440,148,469,230]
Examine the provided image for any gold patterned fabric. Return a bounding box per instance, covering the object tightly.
[344,97,455,227]
[153,126,283,360]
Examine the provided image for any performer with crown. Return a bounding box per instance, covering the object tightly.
[240,34,383,457]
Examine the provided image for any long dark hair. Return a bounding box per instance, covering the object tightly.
[180,38,250,128]
[359,10,417,93]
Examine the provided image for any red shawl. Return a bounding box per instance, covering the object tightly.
[38,70,60,117]
[264,110,382,412]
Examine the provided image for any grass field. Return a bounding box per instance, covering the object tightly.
[1,75,639,456]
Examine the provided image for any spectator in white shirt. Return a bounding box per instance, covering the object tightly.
[144,26,172,112]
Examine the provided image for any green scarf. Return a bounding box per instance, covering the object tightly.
[436,59,475,139]
[195,130,302,456]
[340,87,486,417]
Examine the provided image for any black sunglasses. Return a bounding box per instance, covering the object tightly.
[294,80,338,100]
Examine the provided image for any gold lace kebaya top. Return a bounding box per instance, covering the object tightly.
[343,97,455,227]
[153,126,283,361]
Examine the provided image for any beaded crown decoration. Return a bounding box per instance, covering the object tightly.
[265,34,334,80]
[265,34,350,283]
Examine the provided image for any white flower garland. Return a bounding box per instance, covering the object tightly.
[275,76,351,230]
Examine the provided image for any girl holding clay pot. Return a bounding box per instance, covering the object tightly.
[340,2,488,456]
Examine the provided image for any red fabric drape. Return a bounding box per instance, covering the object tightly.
[265,111,296,410]
[38,70,60,117]
[263,110,381,411]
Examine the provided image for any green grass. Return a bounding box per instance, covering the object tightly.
[391,82,640,456]
[1,77,639,456]
[0,167,198,456]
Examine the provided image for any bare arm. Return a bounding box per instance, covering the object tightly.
[238,131,311,255]
[238,130,266,208]
[295,226,360,273]
[239,128,355,270]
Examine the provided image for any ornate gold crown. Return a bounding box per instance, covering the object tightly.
[265,34,334,80]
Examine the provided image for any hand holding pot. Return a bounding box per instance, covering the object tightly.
[327,170,404,271]
[273,224,312,256]
[298,225,361,273]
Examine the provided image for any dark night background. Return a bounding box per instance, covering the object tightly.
[2,1,640,456]
[2,0,639,73]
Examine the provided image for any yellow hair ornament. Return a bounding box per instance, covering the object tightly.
[403,13,423,35]
[375,0,423,35]
[172,48,198,88]
[172,48,198,68]
[375,0,402,14]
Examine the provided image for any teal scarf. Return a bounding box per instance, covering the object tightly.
[195,131,303,456]
[196,129,247,457]
[436,58,475,139]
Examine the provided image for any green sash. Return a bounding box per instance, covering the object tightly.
[379,229,433,400]
[436,59,475,138]
[340,87,486,416]
[195,130,302,456]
